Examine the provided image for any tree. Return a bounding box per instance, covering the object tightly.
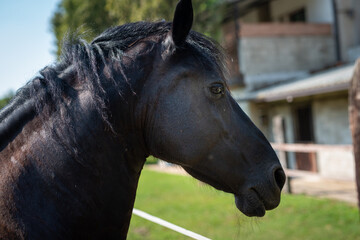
[105,0,221,36]
[52,0,114,56]
[51,0,223,55]
[0,92,14,110]
[349,59,360,210]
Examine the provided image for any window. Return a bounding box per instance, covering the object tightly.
[289,8,306,22]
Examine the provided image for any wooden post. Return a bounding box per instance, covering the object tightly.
[349,59,360,210]
[272,115,290,193]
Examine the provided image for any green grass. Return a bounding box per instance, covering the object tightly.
[145,155,159,165]
[128,169,360,240]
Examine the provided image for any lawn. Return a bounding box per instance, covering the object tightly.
[128,168,360,240]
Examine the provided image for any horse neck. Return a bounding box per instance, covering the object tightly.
[43,68,149,237]
[0,76,146,236]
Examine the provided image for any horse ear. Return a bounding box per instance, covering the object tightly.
[171,0,193,47]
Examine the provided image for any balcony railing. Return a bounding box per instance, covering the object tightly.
[222,22,336,88]
[238,23,332,37]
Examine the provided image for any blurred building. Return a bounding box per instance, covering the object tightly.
[222,0,360,180]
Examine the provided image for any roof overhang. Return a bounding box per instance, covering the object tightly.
[236,64,355,103]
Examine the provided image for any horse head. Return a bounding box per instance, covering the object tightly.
[137,0,286,217]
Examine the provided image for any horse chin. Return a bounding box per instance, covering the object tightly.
[182,166,233,193]
[234,192,266,217]
[183,166,272,217]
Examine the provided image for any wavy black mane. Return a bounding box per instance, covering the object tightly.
[0,21,226,148]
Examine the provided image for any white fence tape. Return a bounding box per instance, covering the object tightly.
[132,208,211,240]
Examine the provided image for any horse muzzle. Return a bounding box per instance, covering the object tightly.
[235,167,286,217]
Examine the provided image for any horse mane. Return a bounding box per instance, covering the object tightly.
[0,21,226,150]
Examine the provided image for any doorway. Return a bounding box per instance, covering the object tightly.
[293,104,317,172]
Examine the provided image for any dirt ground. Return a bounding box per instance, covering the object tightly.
[290,176,357,205]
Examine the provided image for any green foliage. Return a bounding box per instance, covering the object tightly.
[145,156,159,165]
[129,169,360,240]
[0,92,14,110]
[51,0,223,55]
[51,0,114,56]
[105,0,222,37]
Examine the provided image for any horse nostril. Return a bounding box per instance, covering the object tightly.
[274,168,286,190]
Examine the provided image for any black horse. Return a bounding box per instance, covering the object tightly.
[0,0,285,239]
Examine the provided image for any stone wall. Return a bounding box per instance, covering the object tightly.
[313,95,355,180]
[235,23,336,90]
[239,33,335,89]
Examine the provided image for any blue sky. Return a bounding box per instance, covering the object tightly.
[0,0,59,97]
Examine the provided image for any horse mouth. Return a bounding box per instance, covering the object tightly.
[183,166,280,217]
[234,189,271,217]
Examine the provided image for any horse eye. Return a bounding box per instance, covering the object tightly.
[210,84,225,95]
